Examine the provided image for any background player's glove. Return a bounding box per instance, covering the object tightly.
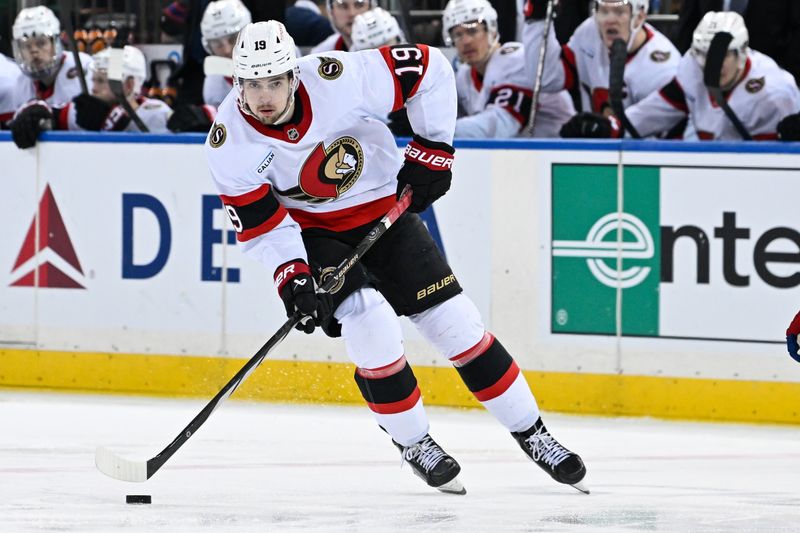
[777,112,800,141]
[73,94,113,131]
[274,259,332,334]
[786,310,800,363]
[11,101,53,149]
[396,135,454,213]
[523,0,549,21]
[560,112,620,138]
[167,104,214,133]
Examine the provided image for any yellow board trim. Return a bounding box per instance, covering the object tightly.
[1,348,798,424]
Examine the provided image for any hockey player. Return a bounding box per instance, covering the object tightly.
[205,20,588,495]
[11,46,172,148]
[522,0,680,134]
[0,53,23,127]
[201,0,251,108]
[310,0,372,53]
[561,12,800,140]
[10,6,92,110]
[350,7,404,51]
[444,0,573,138]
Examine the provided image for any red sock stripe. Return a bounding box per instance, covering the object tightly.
[366,386,421,414]
[356,355,407,379]
[472,361,520,402]
[449,332,494,368]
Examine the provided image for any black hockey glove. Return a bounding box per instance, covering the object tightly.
[274,259,333,334]
[167,104,214,133]
[396,135,455,213]
[523,0,549,21]
[387,108,414,138]
[73,93,113,131]
[11,102,53,149]
[777,112,800,141]
[560,112,619,138]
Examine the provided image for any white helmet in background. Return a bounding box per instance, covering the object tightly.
[12,6,63,79]
[351,7,404,51]
[91,45,148,95]
[233,21,300,122]
[201,0,252,54]
[594,0,649,48]
[442,0,499,46]
[691,11,749,70]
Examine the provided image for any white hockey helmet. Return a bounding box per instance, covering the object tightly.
[91,46,148,95]
[201,0,252,54]
[594,0,649,49]
[233,21,300,122]
[351,7,404,51]
[12,5,63,79]
[442,0,499,46]
[691,11,749,70]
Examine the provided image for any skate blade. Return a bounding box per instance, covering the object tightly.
[570,480,590,494]
[436,476,467,495]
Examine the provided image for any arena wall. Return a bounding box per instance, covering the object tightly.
[2,132,799,424]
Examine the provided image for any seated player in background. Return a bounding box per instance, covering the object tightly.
[311,0,372,53]
[11,46,172,148]
[523,0,681,138]
[0,52,23,127]
[445,0,574,138]
[205,20,587,495]
[561,12,800,140]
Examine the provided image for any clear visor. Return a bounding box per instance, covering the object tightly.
[13,34,61,79]
[207,33,238,56]
[595,3,632,22]
[448,21,486,44]
[331,0,369,10]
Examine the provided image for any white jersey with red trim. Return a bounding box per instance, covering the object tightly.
[454,41,574,138]
[626,50,800,140]
[203,74,234,107]
[522,18,679,115]
[310,33,348,54]
[204,46,456,277]
[12,52,92,110]
[0,54,22,125]
[59,95,173,133]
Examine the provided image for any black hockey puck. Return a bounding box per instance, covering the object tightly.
[126,495,151,504]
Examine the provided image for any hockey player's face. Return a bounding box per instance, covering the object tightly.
[451,22,492,66]
[242,74,292,124]
[17,36,55,71]
[208,33,237,58]
[330,0,370,37]
[91,71,116,103]
[719,51,741,89]
[595,4,634,47]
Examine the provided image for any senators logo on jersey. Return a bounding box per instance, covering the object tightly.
[276,136,364,204]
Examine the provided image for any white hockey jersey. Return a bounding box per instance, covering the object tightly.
[625,50,800,140]
[204,46,456,277]
[57,95,173,133]
[454,41,574,138]
[310,33,348,54]
[0,54,22,125]
[12,52,92,110]
[203,74,234,108]
[522,18,679,115]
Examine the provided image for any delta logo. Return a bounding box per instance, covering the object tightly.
[9,184,86,289]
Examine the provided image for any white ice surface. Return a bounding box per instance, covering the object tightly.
[1,390,799,532]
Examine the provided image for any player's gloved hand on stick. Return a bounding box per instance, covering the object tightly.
[777,112,800,141]
[73,93,113,131]
[397,134,454,213]
[786,310,800,363]
[167,104,214,133]
[274,259,332,334]
[11,101,53,149]
[560,112,620,138]
[523,0,549,21]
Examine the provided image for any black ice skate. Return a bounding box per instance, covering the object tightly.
[394,434,466,495]
[512,417,589,494]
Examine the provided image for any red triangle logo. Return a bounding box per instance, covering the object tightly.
[11,184,85,289]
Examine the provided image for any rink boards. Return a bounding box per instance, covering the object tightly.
[1,132,799,424]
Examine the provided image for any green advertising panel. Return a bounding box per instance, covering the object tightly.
[551,164,660,336]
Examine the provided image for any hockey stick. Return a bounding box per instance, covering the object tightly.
[203,55,233,77]
[703,32,751,140]
[609,38,640,138]
[107,47,150,132]
[524,0,559,136]
[395,0,417,43]
[95,187,413,482]
[57,0,88,95]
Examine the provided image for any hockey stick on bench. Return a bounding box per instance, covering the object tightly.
[95,186,413,482]
[703,32,751,140]
[609,38,641,138]
[525,0,559,136]
[107,47,150,132]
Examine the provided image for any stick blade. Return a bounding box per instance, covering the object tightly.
[204,56,233,77]
[106,48,125,82]
[95,446,148,482]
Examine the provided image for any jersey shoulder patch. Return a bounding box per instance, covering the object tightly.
[650,50,671,63]
[745,76,765,94]
[317,56,344,80]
